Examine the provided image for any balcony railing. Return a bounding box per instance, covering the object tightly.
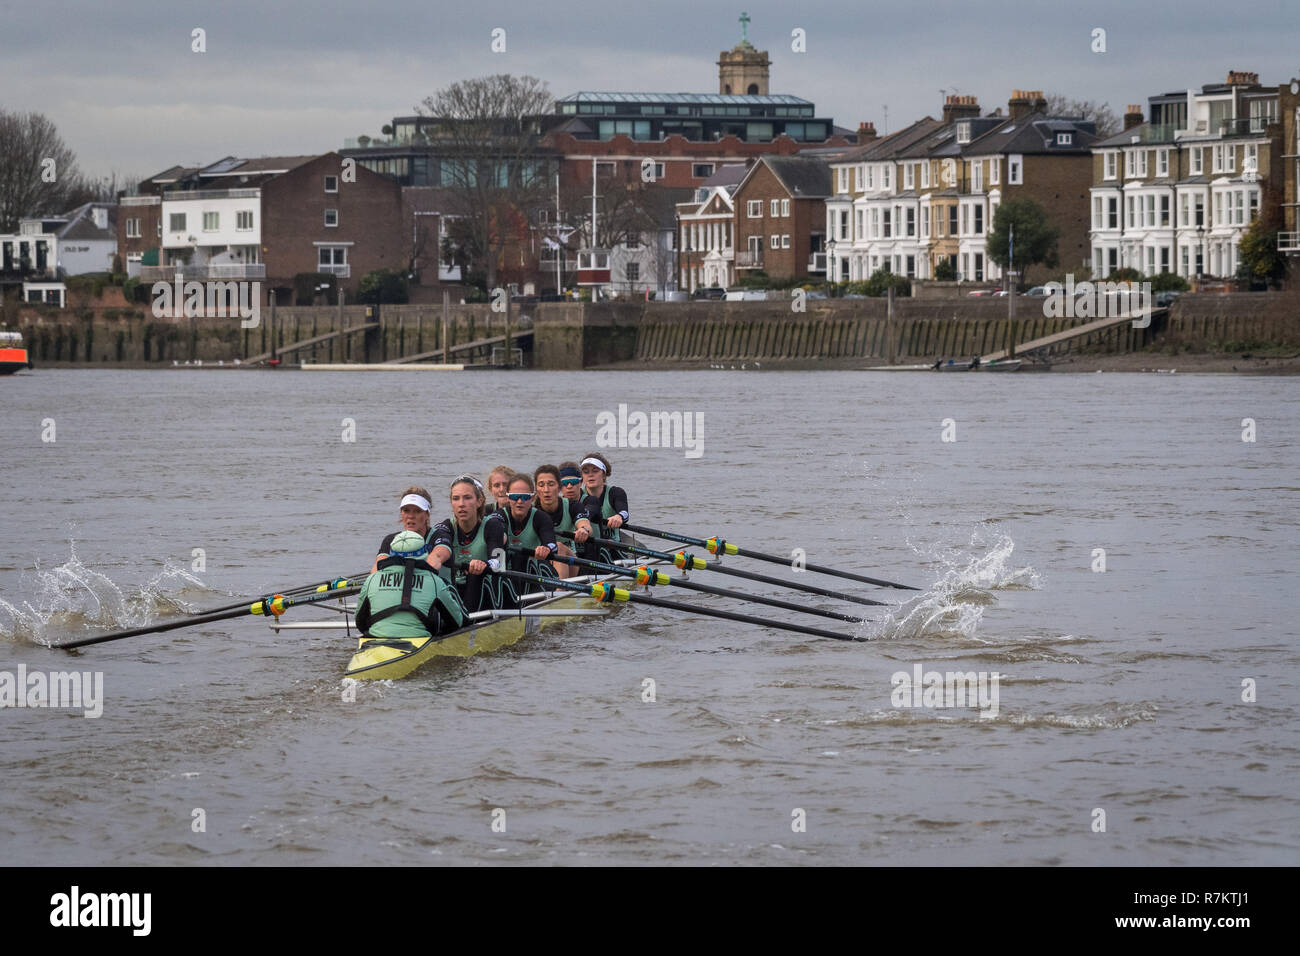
[140,263,267,281]
[1278,232,1300,253]
[161,188,261,202]
[736,250,764,268]
[120,195,161,206]
[317,263,350,277]
[1219,117,1272,137]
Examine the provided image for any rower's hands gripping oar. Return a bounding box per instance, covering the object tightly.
[617,521,918,590]
[494,569,865,643]
[562,532,889,607]
[56,584,362,650]
[526,547,867,624]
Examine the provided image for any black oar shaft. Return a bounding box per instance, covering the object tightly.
[197,571,369,616]
[620,522,918,590]
[58,585,361,650]
[574,534,887,607]
[532,548,865,623]
[495,569,862,642]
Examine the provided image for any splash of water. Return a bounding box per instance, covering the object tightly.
[868,528,1039,641]
[0,543,206,646]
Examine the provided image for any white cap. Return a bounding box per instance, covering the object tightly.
[400,494,431,512]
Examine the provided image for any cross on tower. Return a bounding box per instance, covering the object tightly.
[739,11,750,44]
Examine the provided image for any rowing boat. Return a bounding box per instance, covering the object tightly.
[272,533,661,681]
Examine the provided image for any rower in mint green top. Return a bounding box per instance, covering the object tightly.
[355,530,466,639]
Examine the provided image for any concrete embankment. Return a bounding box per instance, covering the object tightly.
[7,291,1298,369]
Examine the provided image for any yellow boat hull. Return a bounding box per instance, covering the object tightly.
[345,540,654,681]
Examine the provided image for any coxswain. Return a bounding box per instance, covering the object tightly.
[429,475,513,612]
[533,464,593,579]
[577,452,629,564]
[372,485,434,573]
[354,530,467,642]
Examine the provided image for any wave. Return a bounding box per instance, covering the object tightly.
[0,543,206,646]
[868,527,1040,641]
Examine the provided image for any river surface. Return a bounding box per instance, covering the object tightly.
[1,368,1296,865]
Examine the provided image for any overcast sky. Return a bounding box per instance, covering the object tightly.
[3,0,1297,182]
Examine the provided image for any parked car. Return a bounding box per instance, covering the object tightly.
[724,289,769,301]
[1023,286,1051,297]
[1154,291,1181,308]
[967,288,1001,297]
[693,286,726,300]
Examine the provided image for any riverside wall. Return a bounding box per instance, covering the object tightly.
[6,292,1297,368]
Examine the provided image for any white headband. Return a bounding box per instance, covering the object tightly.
[400,494,431,512]
[580,457,607,473]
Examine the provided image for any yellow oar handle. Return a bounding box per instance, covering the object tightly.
[706,537,739,556]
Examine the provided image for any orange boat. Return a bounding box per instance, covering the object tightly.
[1,330,33,375]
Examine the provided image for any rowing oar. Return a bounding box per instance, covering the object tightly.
[617,522,917,590]
[564,533,889,607]
[195,572,370,616]
[56,585,362,650]
[494,569,864,642]
[517,547,866,623]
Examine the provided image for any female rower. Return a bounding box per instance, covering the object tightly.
[429,475,513,612]
[557,462,583,502]
[577,453,629,564]
[534,464,593,579]
[372,485,434,573]
[485,465,516,514]
[500,474,558,577]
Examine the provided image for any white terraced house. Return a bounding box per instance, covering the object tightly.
[1089,72,1278,280]
[676,164,746,291]
[826,118,940,282]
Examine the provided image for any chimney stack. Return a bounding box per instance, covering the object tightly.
[942,94,981,125]
[857,121,877,145]
[1124,104,1144,130]
[1008,89,1047,120]
[1225,70,1259,87]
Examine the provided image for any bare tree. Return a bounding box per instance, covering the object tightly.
[0,110,93,231]
[416,75,555,291]
[1043,94,1120,137]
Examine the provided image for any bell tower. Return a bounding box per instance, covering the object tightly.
[717,12,770,95]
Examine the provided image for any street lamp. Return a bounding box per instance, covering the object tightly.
[1195,223,1204,288]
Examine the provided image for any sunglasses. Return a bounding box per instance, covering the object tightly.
[560,478,581,486]
[507,492,534,502]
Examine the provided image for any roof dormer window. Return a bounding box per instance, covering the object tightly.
[956,121,971,145]
[1056,132,1073,146]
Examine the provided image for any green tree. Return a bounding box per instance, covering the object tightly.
[933,258,956,281]
[986,199,1060,283]
[1236,208,1285,286]
[357,268,409,304]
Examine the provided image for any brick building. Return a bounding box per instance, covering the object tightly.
[732,155,833,280]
